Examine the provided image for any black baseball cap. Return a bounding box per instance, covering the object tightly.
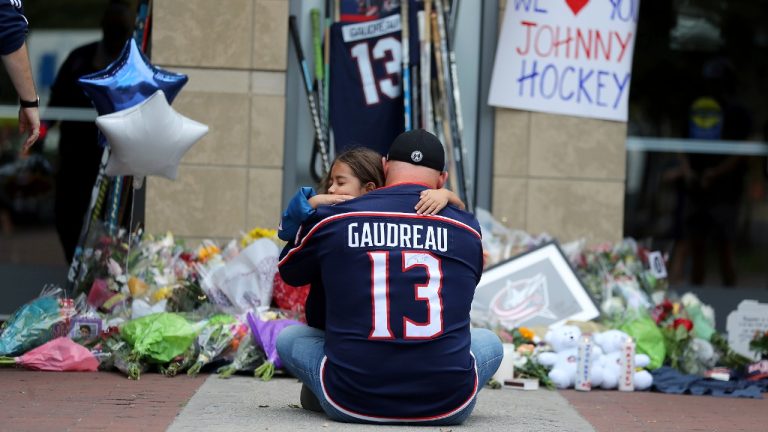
[386,129,446,172]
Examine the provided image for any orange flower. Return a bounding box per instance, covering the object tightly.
[197,244,220,262]
[519,327,534,340]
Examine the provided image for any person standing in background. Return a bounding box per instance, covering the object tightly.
[48,1,134,263]
[0,0,40,234]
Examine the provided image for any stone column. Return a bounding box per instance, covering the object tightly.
[147,0,288,242]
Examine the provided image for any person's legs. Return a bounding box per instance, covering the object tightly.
[275,324,325,409]
[275,325,359,422]
[278,326,503,425]
[421,327,503,426]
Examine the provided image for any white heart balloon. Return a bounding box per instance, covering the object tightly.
[95,90,208,181]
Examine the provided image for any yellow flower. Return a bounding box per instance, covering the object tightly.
[518,327,535,340]
[673,302,681,315]
[128,277,148,297]
[151,286,173,303]
[241,227,278,248]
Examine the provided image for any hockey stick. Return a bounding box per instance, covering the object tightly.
[311,9,327,141]
[433,0,468,206]
[419,1,433,132]
[401,0,412,131]
[430,11,458,195]
[289,15,331,174]
[444,0,471,210]
[323,0,332,131]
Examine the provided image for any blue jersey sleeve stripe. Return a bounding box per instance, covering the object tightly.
[277,211,481,267]
[319,354,479,422]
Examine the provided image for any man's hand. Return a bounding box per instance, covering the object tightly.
[19,106,40,153]
[308,194,355,209]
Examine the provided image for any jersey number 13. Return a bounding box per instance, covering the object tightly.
[367,251,443,340]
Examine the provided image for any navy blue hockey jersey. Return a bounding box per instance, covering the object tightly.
[330,1,424,156]
[279,183,482,422]
[0,0,28,55]
[330,15,404,156]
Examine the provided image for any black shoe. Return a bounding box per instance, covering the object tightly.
[300,384,323,413]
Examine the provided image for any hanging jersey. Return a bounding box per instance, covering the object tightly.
[279,183,483,422]
[330,15,404,155]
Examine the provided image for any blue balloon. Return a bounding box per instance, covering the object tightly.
[78,38,188,115]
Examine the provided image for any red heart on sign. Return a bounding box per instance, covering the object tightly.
[565,0,589,15]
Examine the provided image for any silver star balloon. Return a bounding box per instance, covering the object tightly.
[95,90,208,186]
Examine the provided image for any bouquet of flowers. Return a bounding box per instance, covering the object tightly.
[574,239,668,317]
[246,312,302,381]
[496,326,554,389]
[159,342,198,377]
[749,330,768,360]
[119,312,202,379]
[271,273,310,323]
[216,326,264,378]
[0,337,98,371]
[651,293,720,374]
[0,285,77,356]
[197,238,279,315]
[186,314,239,376]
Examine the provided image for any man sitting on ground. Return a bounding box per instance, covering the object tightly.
[277,129,502,425]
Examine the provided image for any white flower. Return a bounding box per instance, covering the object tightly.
[700,304,715,326]
[681,292,701,308]
[107,258,123,277]
[601,296,625,315]
[511,352,529,368]
[159,232,174,249]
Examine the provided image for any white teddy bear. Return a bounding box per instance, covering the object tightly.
[537,325,603,389]
[593,329,653,390]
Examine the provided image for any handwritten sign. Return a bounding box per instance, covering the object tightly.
[488,0,639,121]
[726,300,768,360]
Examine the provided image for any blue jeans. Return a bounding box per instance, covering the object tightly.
[276,325,503,425]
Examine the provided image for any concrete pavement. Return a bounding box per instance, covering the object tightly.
[167,375,594,432]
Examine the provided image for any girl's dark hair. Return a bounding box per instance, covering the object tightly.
[320,147,385,192]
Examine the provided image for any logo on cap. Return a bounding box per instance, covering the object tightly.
[410,150,423,163]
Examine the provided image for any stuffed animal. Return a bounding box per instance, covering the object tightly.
[593,329,653,390]
[537,325,603,389]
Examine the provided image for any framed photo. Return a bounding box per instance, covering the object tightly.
[471,242,599,329]
[69,317,102,342]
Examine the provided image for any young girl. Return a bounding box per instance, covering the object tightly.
[278,147,464,243]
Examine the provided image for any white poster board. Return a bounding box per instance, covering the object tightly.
[471,242,599,329]
[488,0,639,121]
[726,300,768,361]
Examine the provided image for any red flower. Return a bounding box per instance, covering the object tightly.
[673,318,694,332]
[652,300,674,324]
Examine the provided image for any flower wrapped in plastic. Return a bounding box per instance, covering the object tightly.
[0,286,77,356]
[159,341,198,377]
[216,326,264,378]
[246,312,302,381]
[0,337,99,371]
[186,314,239,376]
[197,238,279,315]
[271,272,310,322]
[119,312,202,379]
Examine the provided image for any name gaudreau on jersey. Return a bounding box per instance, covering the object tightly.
[347,222,449,252]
